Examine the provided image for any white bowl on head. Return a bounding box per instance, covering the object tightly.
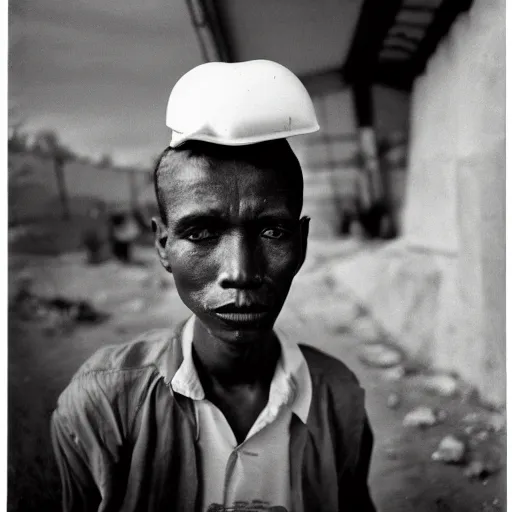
[166,59,320,148]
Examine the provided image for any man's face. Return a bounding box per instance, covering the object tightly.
[153,154,308,344]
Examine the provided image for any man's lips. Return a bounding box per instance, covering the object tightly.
[212,303,270,324]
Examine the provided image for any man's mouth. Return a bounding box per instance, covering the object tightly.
[212,303,270,324]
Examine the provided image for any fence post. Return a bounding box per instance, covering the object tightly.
[55,158,70,219]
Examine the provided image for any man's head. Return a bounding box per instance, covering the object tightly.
[152,139,309,344]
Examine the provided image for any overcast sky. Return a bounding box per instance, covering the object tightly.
[10,0,204,166]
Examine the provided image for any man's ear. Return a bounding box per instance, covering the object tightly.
[151,217,172,273]
[296,216,310,275]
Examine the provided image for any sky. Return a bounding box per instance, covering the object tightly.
[9,0,204,166]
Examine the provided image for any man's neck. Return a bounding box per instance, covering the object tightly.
[190,319,280,391]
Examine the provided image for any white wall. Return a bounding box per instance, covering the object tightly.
[333,0,505,407]
[401,0,505,405]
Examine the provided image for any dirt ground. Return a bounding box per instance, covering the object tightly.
[8,239,506,511]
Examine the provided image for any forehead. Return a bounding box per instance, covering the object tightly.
[159,157,300,220]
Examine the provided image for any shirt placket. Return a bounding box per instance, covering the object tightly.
[222,447,240,506]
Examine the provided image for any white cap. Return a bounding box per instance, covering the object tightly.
[166,60,319,148]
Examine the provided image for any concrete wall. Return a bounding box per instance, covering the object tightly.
[336,0,506,406]
[405,0,505,406]
[337,0,505,407]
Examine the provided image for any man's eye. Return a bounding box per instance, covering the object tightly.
[186,229,217,241]
[261,228,287,240]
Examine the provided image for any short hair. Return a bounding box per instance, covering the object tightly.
[153,139,304,224]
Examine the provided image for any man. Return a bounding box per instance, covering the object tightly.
[51,60,376,512]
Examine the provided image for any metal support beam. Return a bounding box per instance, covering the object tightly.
[400,5,439,14]
[409,0,473,76]
[352,83,373,128]
[342,0,403,85]
[343,0,473,90]
[374,63,415,91]
[185,0,233,62]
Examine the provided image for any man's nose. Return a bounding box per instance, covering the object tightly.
[219,234,262,289]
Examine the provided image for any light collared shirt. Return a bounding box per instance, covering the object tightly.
[171,316,312,512]
[52,321,375,512]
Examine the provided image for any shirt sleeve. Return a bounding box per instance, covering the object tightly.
[51,373,124,512]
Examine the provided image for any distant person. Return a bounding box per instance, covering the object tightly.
[132,204,153,232]
[82,203,110,264]
[51,60,376,512]
[108,211,140,263]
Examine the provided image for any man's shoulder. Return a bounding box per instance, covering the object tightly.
[299,345,367,435]
[54,324,185,420]
[73,323,184,379]
[299,344,361,386]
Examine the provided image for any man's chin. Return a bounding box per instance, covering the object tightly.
[217,327,273,345]
[201,317,276,345]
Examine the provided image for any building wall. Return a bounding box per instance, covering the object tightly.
[402,0,505,405]
[333,0,504,407]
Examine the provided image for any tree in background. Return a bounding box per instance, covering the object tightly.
[8,102,29,154]
[33,130,74,219]
[8,130,29,154]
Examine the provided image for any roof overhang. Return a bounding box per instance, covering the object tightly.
[185,0,474,93]
[342,0,474,91]
[185,0,364,89]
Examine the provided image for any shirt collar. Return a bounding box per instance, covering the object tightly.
[170,316,312,423]
[170,317,205,400]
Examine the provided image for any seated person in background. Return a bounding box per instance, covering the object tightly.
[51,60,376,512]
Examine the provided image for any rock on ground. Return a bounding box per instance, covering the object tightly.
[403,406,439,428]
[432,435,467,464]
[359,343,403,368]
